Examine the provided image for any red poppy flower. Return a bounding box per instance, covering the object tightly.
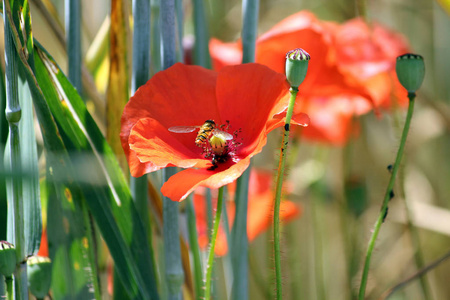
[210,11,410,144]
[120,63,309,201]
[330,18,410,109]
[194,170,301,256]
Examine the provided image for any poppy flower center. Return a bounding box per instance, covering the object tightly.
[196,120,242,170]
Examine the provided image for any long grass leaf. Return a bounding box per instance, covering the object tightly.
[3,1,26,297]
[17,73,41,257]
[65,0,82,92]
[160,1,184,299]
[3,2,156,296]
[34,42,160,299]
[230,1,259,298]
[192,0,212,68]
[14,0,42,257]
[0,64,8,241]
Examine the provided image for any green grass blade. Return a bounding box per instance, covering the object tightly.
[33,42,160,300]
[131,1,157,289]
[230,2,259,298]
[150,0,162,75]
[161,1,184,299]
[65,0,82,92]
[3,2,26,298]
[0,63,7,241]
[231,167,250,300]
[241,0,259,64]
[45,161,99,300]
[17,72,41,256]
[192,0,212,68]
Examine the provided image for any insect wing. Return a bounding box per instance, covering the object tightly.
[168,125,199,133]
[213,129,234,140]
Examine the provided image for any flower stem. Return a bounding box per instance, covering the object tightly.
[274,87,298,300]
[358,92,416,299]
[5,276,13,300]
[204,187,224,300]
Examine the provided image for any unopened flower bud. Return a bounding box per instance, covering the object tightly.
[0,241,16,277]
[396,53,425,93]
[27,256,52,299]
[285,48,310,88]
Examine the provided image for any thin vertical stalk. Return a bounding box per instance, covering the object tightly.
[4,2,26,299]
[163,169,184,300]
[161,0,177,69]
[358,92,416,300]
[206,188,213,237]
[230,2,259,299]
[150,0,162,75]
[131,0,154,255]
[187,197,203,300]
[65,0,82,93]
[161,1,183,299]
[174,0,184,63]
[192,0,212,68]
[5,276,13,300]
[241,0,259,64]
[273,87,298,300]
[204,187,224,300]
[231,167,250,300]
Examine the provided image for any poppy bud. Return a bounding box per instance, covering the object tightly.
[396,53,425,93]
[285,48,310,88]
[27,256,52,299]
[0,241,16,277]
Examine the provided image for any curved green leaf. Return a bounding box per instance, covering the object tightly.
[34,43,159,300]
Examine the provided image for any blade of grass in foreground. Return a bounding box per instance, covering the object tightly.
[3,3,159,292]
[33,43,160,299]
[3,6,26,298]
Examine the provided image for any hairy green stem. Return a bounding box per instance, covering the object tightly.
[358,92,416,299]
[274,87,298,299]
[204,187,224,300]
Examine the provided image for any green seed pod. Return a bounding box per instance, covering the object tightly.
[0,241,17,277]
[396,53,425,93]
[285,48,310,88]
[27,256,52,299]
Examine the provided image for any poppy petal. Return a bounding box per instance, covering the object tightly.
[216,63,291,156]
[121,63,220,172]
[161,157,251,201]
[128,117,211,177]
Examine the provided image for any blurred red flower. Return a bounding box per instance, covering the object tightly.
[120,63,309,201]
[210,11,409,144]
[194,170,301,256]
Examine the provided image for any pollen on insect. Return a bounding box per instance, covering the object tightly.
[199,121,242,171]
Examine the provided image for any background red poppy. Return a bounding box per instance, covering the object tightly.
[210,11,410,145]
